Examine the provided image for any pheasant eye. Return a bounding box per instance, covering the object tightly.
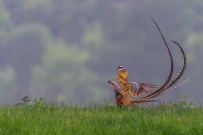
[118,66,124,71]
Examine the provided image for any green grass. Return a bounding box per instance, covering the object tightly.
[0,102,203,135]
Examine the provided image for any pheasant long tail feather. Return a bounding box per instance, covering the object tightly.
[131,99,165,106]
[149,40,187,98]
[132,17,175,101]
[131,78,189,105]
[129,17,174,98]
[136,40,186,102]
[161,41,187,90]
[158,78,189,97]
[149,17,174,92]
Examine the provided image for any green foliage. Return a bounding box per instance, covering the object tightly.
[33,97,45,106]
[160,94,196,109]
[13,96,45,107]
[179,94,195,107]
[0,103,203,134]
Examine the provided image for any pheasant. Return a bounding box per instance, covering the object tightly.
[108,17,188,107]
[113,66,157,106]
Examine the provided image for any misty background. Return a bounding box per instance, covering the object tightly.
[0,0,202,104]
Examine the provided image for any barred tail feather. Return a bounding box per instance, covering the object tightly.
[131,99,168,105]
[131,78,189,105]
[136,40,186,101]
[159,78,189,96]
[149,17,174,94]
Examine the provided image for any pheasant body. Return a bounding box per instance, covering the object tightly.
[113,66,156,106]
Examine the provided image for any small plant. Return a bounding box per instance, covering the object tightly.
[13,95,31,106]
[179,94,195,107]
[160,94,195,108]
[33,97,45,106]
[13,96,45,107]
[22,96,30,103]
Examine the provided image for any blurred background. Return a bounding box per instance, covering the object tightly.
[0,0,202,104]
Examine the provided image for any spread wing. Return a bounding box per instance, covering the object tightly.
[128,82,157,97]
[108,80,124,106]
[107,80,123,96]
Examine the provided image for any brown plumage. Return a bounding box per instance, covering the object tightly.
[108,17,187,107]
[109,65,156,106]
[108,79,159,107]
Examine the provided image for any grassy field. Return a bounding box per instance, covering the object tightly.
[0,101,203,135]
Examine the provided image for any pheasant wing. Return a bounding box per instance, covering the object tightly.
[128,82,157,97]
[107,80,123,95]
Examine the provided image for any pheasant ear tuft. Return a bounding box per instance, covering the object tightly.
[118,66,125,71]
